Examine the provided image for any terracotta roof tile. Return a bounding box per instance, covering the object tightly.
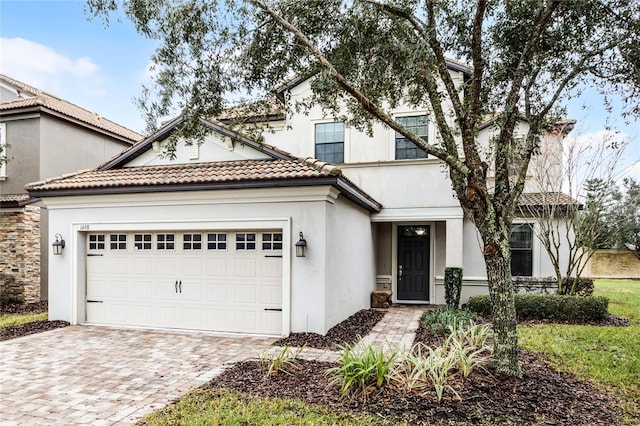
[518,192,580,207]
[0,193,31,203]
[0,74,143,142]
[26,159,333,192]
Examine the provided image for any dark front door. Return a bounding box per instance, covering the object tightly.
[397,225,430,301]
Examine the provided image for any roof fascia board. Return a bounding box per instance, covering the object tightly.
[28,176,381,212]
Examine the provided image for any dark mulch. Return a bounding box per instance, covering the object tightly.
[273,309,386,350]
[0,301,48,314]
[205,307,626,425]
[0,301,70,341]
[0,320,70,341]
[518,314,630,327]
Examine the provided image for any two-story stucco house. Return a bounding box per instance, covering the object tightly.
[27,64,573,336]
[0,75,142,302]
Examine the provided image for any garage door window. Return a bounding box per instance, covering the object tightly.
[157,234,175,250]
[89,234,106,250]
[207,233,227,250]
[262,233,283,250]
[236,233,256,250]
[183,233,202,250]
[110,234,127,250]
[134,234,152,250]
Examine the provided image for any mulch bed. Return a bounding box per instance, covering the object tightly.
[0,301,69,341]
[0,320,70,341]
[272,309,385,350]
[518,314,630,327]
[205,307,627,425]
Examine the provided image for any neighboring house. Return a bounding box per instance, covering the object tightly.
[0,74,142,302]
[27,64,574,336]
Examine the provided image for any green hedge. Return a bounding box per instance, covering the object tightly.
[466,294,609,322]
[558,277,595,297]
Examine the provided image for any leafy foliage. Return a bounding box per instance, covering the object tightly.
[444,267,463,309]
[467,294,609,321]
[421,307,479,336]
[328,343,396,398]
[256,345,304,378]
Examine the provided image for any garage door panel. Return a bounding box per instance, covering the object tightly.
[152,257,177,275]
[235,285,257,303]
[130,280,154,299]
[260,258,283,278]
[204,284,228,302]
[107,280,129,298]
[86,230,283,335]
[108,257,128,275]
[205,258,227,276]
[234,258,257,277]
[133,257,153,275]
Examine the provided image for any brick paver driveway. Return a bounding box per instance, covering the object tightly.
[0,326,274,425]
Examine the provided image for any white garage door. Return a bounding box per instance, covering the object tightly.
[86,230,283,335]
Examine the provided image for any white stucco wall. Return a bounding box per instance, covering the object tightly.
[43,186,373,335]
[324,195,376,331]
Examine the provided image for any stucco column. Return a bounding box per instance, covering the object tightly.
[445,218,464,268]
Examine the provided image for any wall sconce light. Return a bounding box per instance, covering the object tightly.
[52,233,65,255]
[295,232,307,257]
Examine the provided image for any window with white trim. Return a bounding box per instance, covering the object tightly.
[395,115,428,160]
[262,233,283,250]
[183,233,202,250]
[207,233,227,250]
[236,233,256,250]
[109,234,127,250]
[89,234,106,251]
[0,123,6,178]
[157,234,175,250]
[510,223,533,276]
[315,122,344,163]
[134,234,152,250]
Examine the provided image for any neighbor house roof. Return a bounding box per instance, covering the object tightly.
[0,74,143,143]
[0,193,39,208]
[518,192,582,210]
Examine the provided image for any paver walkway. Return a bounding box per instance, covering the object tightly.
[0,306,425,425]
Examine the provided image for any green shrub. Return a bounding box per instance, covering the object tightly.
[558,277,595,297]
[466,294,609,321]
[255,345,303,378]
[328,343,396,397]
[421,307,479,335]
[444,267,463,308]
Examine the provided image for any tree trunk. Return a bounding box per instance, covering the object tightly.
[485,251,522,377]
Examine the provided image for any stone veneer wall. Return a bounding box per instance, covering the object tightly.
[0,205,41,303]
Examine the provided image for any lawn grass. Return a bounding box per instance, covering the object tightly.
[0,311,48,328]
[518,279,640,422]
[139,387,405,426]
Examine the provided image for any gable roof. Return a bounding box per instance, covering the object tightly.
[26,116,381,212]
[0,74,143,144]
[517,192,582,211]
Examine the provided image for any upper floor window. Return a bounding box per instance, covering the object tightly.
[395,115,428,160]
[510,223,533,276]
[315,122,344,163]
[0,123,6,178]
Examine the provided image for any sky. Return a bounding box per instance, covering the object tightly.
[1,0,638,182]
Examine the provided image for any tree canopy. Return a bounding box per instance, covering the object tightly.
[87,0,640,376]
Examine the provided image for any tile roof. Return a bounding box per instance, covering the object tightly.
[26,159,338,192]
[0,193,38,207]
[0,74,143,142]
[518,192,581,207]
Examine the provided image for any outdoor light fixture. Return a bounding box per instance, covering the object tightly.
[295,232,307,257]
[52,233,65,255]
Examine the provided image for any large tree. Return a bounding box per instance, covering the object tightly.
[87,0,640,376]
